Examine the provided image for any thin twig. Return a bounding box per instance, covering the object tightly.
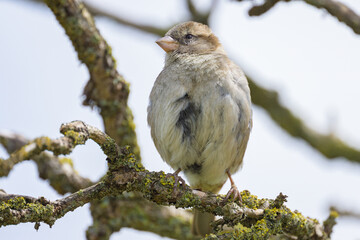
[84,2,168,36]
[245,0,360,35]
[330,206,360,220]
[248,0,283,16]
[0,131,93,194]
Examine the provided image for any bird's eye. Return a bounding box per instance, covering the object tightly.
[185,34,194,40]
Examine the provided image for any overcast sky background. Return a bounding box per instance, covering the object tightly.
[1,0,360,239]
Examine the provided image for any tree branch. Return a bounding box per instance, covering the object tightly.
[323,209,338,237]
[84,2,168,36]
[0,120,110,178]
[304,0,360,34]
[247,0,284,16]
[0,121,334,239]
[330,206,360,220]
[0,132,28,154]
[0,135,79,177]
[245,0,360,35]
[0,181,109,227]
[44,0,140,159]
[0,126,195,239]
[0,131,93,194]
[248,76,360,164]
[185,0,218,24]
[87,195,196,240]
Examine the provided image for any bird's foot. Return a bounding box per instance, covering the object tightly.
[173,173,186,191]
[224,184,242,204]
[223,170,242,204]
[168,168,186,192]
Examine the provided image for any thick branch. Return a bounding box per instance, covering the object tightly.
[248,76,360,164]
[44,0,140,159]
[0,121,333,239]
[246,0,360,35]
[0,166,328,239]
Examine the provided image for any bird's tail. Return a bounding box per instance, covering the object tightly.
[191,209,215,236]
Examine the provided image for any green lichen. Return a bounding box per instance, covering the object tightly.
[241,190,267,210]
[328,210,339,219]
[0,197,55,227]
[116,106,140,160]
[143,176,152,187]
[45,0,101,70]
[159,171,174,187]
[175,191,201,209]
[34,137,52,150]
[63,130,87,145]
[210,190,325,240]
[106,145,144,172]
[100,105,140,161]
[212,218,274,240]
[100,136,118,160]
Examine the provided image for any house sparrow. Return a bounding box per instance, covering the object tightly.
[147,21,252,236]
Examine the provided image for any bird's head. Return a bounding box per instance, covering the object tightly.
[156,21,223,55]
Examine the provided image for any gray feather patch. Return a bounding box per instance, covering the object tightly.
[176,101,201,141]
[186,162,202,174]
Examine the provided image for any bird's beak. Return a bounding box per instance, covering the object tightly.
[156,36,179,53]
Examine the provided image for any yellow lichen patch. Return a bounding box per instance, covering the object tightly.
[241,190,267,210]
[59,157,74,168]
[63,130,86,145]
[0,197,55,227]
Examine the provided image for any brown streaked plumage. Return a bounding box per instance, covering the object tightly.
[148,21,252,236]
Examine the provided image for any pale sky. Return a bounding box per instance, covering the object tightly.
[1,0,360,239]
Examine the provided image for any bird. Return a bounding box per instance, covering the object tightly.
[147,21,252,236]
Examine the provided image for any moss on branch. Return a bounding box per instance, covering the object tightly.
[0,131,92,195]
[0,121,335,239]
[0,135,76,177]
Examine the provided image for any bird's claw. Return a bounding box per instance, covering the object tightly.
[166,170,186,192]
[173,173,186,191]
[224,184,242,204]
